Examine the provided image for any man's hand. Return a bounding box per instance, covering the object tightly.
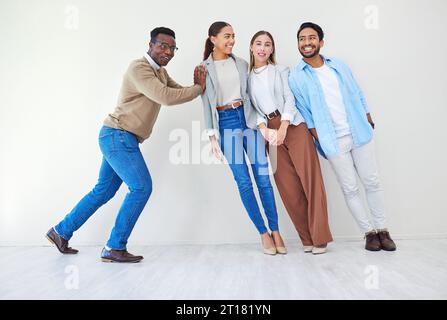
[194,65,206,92]
[367,113,375,129]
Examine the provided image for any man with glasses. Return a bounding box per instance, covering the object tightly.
[46,27,206,263]
[288,22,396,252]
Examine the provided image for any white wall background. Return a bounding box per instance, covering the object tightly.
[1,0,446,246]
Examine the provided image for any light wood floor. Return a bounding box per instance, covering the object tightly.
[1,239,446,300]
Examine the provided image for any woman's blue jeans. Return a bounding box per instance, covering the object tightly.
[218,106,279,234]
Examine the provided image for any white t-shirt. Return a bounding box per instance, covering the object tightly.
[313,64,351,137]
[214,58,241,106]
[250,66,277,115]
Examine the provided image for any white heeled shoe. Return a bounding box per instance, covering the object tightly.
[312,245,327,255]
[303,246,313,253]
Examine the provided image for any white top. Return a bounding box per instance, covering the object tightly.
[251,66,278,118]
[144,52,160,71]
[214,58,242,106]
[313,63,351,137]
[250,65,294,126]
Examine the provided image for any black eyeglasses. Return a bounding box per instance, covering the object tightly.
[153,40,178,53]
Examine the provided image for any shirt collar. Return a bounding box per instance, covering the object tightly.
[298,55,333,70]
[144,52,160,71]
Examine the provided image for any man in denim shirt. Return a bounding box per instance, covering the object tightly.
[288,22,396,251]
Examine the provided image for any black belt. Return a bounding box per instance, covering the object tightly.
[266,109,281,120]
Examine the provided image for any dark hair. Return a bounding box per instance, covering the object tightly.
[249,30,276,71]
[203,21,231,61]
[297,22,324,41]
[150,27,176,43]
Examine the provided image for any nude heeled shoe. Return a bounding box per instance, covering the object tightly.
[263,246,277,255]
[271,232,287,254]
[261,233,277,255]
[275,246,287,254]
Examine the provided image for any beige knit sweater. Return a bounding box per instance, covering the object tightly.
[104,57,202,143]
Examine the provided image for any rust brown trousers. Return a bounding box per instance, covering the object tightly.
[267,118,333,246]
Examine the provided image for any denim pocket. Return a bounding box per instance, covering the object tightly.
[217,109,232,120]
[218,109,243,129]
[118,130,138,149]
[99,126,116,139]
[99,129,116,156]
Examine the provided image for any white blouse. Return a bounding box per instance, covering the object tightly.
[250,65,277,116]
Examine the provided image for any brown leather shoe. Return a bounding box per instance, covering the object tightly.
[101,248,143,263]
[377,230,397,251]
[365,231,381,251]
[46,227,78,254]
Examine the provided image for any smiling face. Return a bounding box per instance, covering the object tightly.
[210,26,235,56]
[298,27,324,59]
[148,33,177,66]
[250,33,274,66]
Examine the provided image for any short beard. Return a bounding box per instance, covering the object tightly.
[300,46,320,59]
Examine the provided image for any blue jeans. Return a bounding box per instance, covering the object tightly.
[218,106,279,234]
[55,126,152,250]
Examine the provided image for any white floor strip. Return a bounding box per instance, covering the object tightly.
[0,239,446,300]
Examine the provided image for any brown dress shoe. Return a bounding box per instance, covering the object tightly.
[46,228,79,254]
[101,248,143,263]
[377,230,397,251]
[365,231,381,251]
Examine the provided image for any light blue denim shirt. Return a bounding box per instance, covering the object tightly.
[288,56,373,158]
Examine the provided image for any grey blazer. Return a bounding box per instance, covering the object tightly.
[248,64,304,126]
[201,54,264,137]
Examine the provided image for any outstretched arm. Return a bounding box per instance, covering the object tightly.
[129,63,203,106]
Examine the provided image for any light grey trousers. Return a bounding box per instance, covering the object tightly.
[327,135,387,234]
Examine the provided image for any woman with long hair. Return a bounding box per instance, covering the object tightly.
[248,31,333,254]
[200,22,286,255]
